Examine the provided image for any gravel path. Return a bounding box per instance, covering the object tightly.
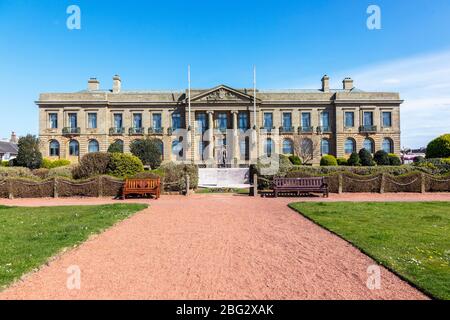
[0,193,440,300]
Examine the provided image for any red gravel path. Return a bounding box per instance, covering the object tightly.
[1,193,442,300]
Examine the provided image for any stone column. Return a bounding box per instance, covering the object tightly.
[207,111,214,162]
[232,111,239,164]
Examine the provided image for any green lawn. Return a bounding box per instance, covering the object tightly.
[195,187,249,195]
[0,203,147,289]
[289,202,450,300]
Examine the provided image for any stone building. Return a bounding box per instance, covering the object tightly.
[37,75,402,166]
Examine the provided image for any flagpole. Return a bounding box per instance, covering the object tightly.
[253,66,257,129]
[188,65,191,130]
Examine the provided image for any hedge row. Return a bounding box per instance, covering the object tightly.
[259,171,450,193]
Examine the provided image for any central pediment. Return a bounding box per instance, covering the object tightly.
[189,85,257,103]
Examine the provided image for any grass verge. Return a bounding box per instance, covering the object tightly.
[0,203,147,289]
[289,201,450,300]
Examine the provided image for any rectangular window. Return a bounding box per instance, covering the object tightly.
[133,113,143,128]
[344,112,354,127]
[88,113,97,129]
[172,113,181,129]
[301,112,311,128]
[196,113,207,133]
[363,111,373,126]
[153,113,162,129]
[114,113,123,128]
[217,112,227,130]
[382,111,392,127]
[238,112,248,131]
[321,111,330,128]
[282,113,292,130]
[68,113,77,128]
[49,113,58,129]
[263,112,273,129]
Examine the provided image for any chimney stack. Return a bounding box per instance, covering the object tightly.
[88,78,100,91]
[113,75,121,93]
[321,75,330,92]
[343,77,354,91]
[10,132,18,144]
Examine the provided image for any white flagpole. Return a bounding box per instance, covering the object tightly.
[253,66,257,129]
[188,65,191,130]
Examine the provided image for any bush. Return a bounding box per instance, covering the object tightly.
[15,134,42,169]
[130,139,162,169]
[107,153,144,178]
[41,158,71,169]
[72,152,112,179]
[108,141,124,153]
[358,149,375,166]
[288,155,302,165]
[388,153,402,166]
[0,167,34,179]
[1,161,10,167]
[426,134,450,158]
[347,152,361,166]
[413,156,425,163]
[320,155,338,166]
[32,168,50,179]
[374,150,390,166]
[160,163,198,191]
[336,157,348,166]
[47,165,74,179]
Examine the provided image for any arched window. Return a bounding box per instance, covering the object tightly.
[282,139,294,155]
[363,138,374,153]
[88,140,99,153]
[344,138,356,154]
[172,138,183,159]
[69,140,79,156]
[321,139,330,155]
[265,138,275,157]
[49,140,60,157]
[382,138,393,153]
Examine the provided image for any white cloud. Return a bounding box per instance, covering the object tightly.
[332,50,450,149]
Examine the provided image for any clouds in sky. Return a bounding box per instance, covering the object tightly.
[333,50,450,149]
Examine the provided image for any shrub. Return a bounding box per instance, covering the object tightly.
[388,153,402,166]
[41,158,71,169]
[336,157,348,166]
[374,150,390,166]
[320,155,338,166]
[47,165,74,179]
[426,134,450,158]
[130,139,162,169]
[1,161,10,167]
[133,171,162,180]
[108,140,124,153]
[289,155,302,165]
[413,156,425,163]
[15,134,42,169]
[32,168,50,179]
[107,153,144,178]
[72,152,112,179]
[347,152,361,166]
[160,163,198,191]
[0,167,34,179]
[358,149,375,166]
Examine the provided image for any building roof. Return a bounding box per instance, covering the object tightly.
[0,141,18,155]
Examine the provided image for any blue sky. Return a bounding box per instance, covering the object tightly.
[1,0,449,148]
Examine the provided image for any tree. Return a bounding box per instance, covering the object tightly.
[347,152,361,166]
[15,134,42,169]
[292,134,319,165]
[358,148,375,166]
[426,134,450,158]
[373,150,390,166]
[130,138,162,169]
[108,140,124,153]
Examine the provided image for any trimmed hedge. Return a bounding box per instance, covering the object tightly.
[320,155,338,166]
[41,158,71,169]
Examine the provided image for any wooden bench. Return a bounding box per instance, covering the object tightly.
[273,177,328,198]
[122,178,161,199]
